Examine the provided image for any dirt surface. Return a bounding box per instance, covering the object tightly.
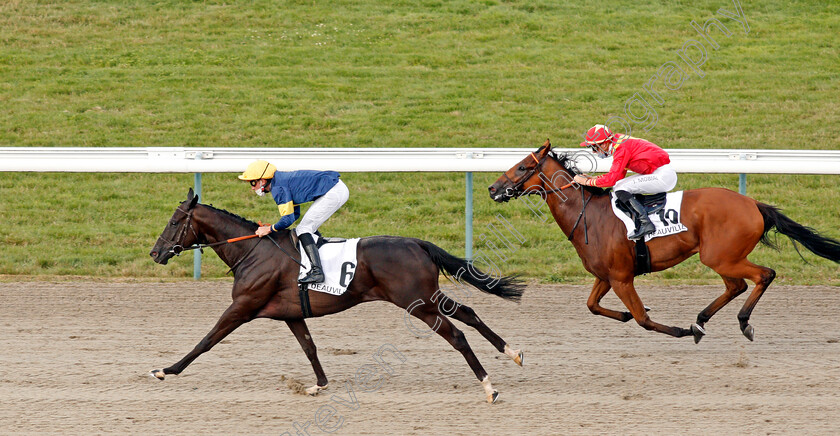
[2,281,839,435]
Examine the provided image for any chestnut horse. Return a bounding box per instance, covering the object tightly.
[148,189,524,403]
[489,140,840,343]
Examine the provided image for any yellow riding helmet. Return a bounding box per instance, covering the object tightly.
[238,160,277,181]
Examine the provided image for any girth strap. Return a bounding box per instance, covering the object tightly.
[634,239,652,276]
[298,282,313,318]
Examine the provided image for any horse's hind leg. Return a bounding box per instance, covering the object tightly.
[706,259,776,341]
[286,319,328,395]
[738,266,775,341]
[407,301,499,403]
[445,299,523,366]
[692,276,749,342]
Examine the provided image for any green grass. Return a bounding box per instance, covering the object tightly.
[1,0,838,284]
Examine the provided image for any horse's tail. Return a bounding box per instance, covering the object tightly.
[757,203,840,263]
[415,240,525,302]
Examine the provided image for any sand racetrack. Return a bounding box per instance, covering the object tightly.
[1,281,839,435]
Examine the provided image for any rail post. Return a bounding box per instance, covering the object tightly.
[465,170,473,260]
[193,152,203,279]
[739,153,747,195]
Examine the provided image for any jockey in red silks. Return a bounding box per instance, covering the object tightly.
[573,124,677,240]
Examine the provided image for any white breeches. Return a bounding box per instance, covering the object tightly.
[296,180,349,234]
[613,164,677,194]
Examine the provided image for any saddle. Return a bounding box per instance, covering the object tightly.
[638,192,667,214]
[289,230,346,250]
[316,236,347,248]
[614,192,667,218]
[289,230,353,319]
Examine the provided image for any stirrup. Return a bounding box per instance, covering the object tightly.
[299,268,325,284]
[629,222,655,240]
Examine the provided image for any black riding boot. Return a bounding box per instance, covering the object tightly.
[298,233,325,284]
[625,196,655,240]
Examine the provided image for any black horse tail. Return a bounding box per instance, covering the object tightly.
[415,240,525,302]
[757,203,840,263]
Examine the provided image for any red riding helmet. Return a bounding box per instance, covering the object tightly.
[579,124,615,147]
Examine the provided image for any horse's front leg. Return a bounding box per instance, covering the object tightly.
[610,279,699,340]
[150,299,254,379]
[586,278,633,322]
[285,319,328,395]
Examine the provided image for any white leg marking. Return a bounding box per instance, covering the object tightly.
[480,376,499,404]
[306,384,328,396]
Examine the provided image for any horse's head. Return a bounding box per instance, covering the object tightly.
[149,188,201,265]
[488,139,560,202]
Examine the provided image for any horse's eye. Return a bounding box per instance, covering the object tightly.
[518,165,526,172]
[170,221,177,227]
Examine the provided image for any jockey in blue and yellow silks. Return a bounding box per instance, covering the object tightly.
[238,160,349,284]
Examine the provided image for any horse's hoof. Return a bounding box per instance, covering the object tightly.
[487,391,499,404]
[514,350,524,367]
[691,324,706,344]
[149,369,165,380]
[743,325,754,341]
[306,384,328,396]
[504,344,523,366]
[644,305,651,312]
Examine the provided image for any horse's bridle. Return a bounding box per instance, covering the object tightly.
[503,151,592,244]
[500,152,547,199]
[501,151,574,199]
[162,206,201,256]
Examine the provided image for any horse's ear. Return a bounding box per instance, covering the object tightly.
[539,138,552,155]
[187,188,198,209]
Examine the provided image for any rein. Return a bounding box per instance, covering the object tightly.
[184,233,304,274]
[567,188,592,244]
[166,211,258,256]
[165,208,304,273]
[172,234,256,255]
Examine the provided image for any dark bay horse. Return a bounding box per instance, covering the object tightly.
[489,140,840,343]
[148,189,524,403]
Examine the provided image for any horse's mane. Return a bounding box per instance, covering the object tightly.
[540,148,610,197]
[191,201,284,232]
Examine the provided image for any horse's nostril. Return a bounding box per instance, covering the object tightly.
[150,251,157,257]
